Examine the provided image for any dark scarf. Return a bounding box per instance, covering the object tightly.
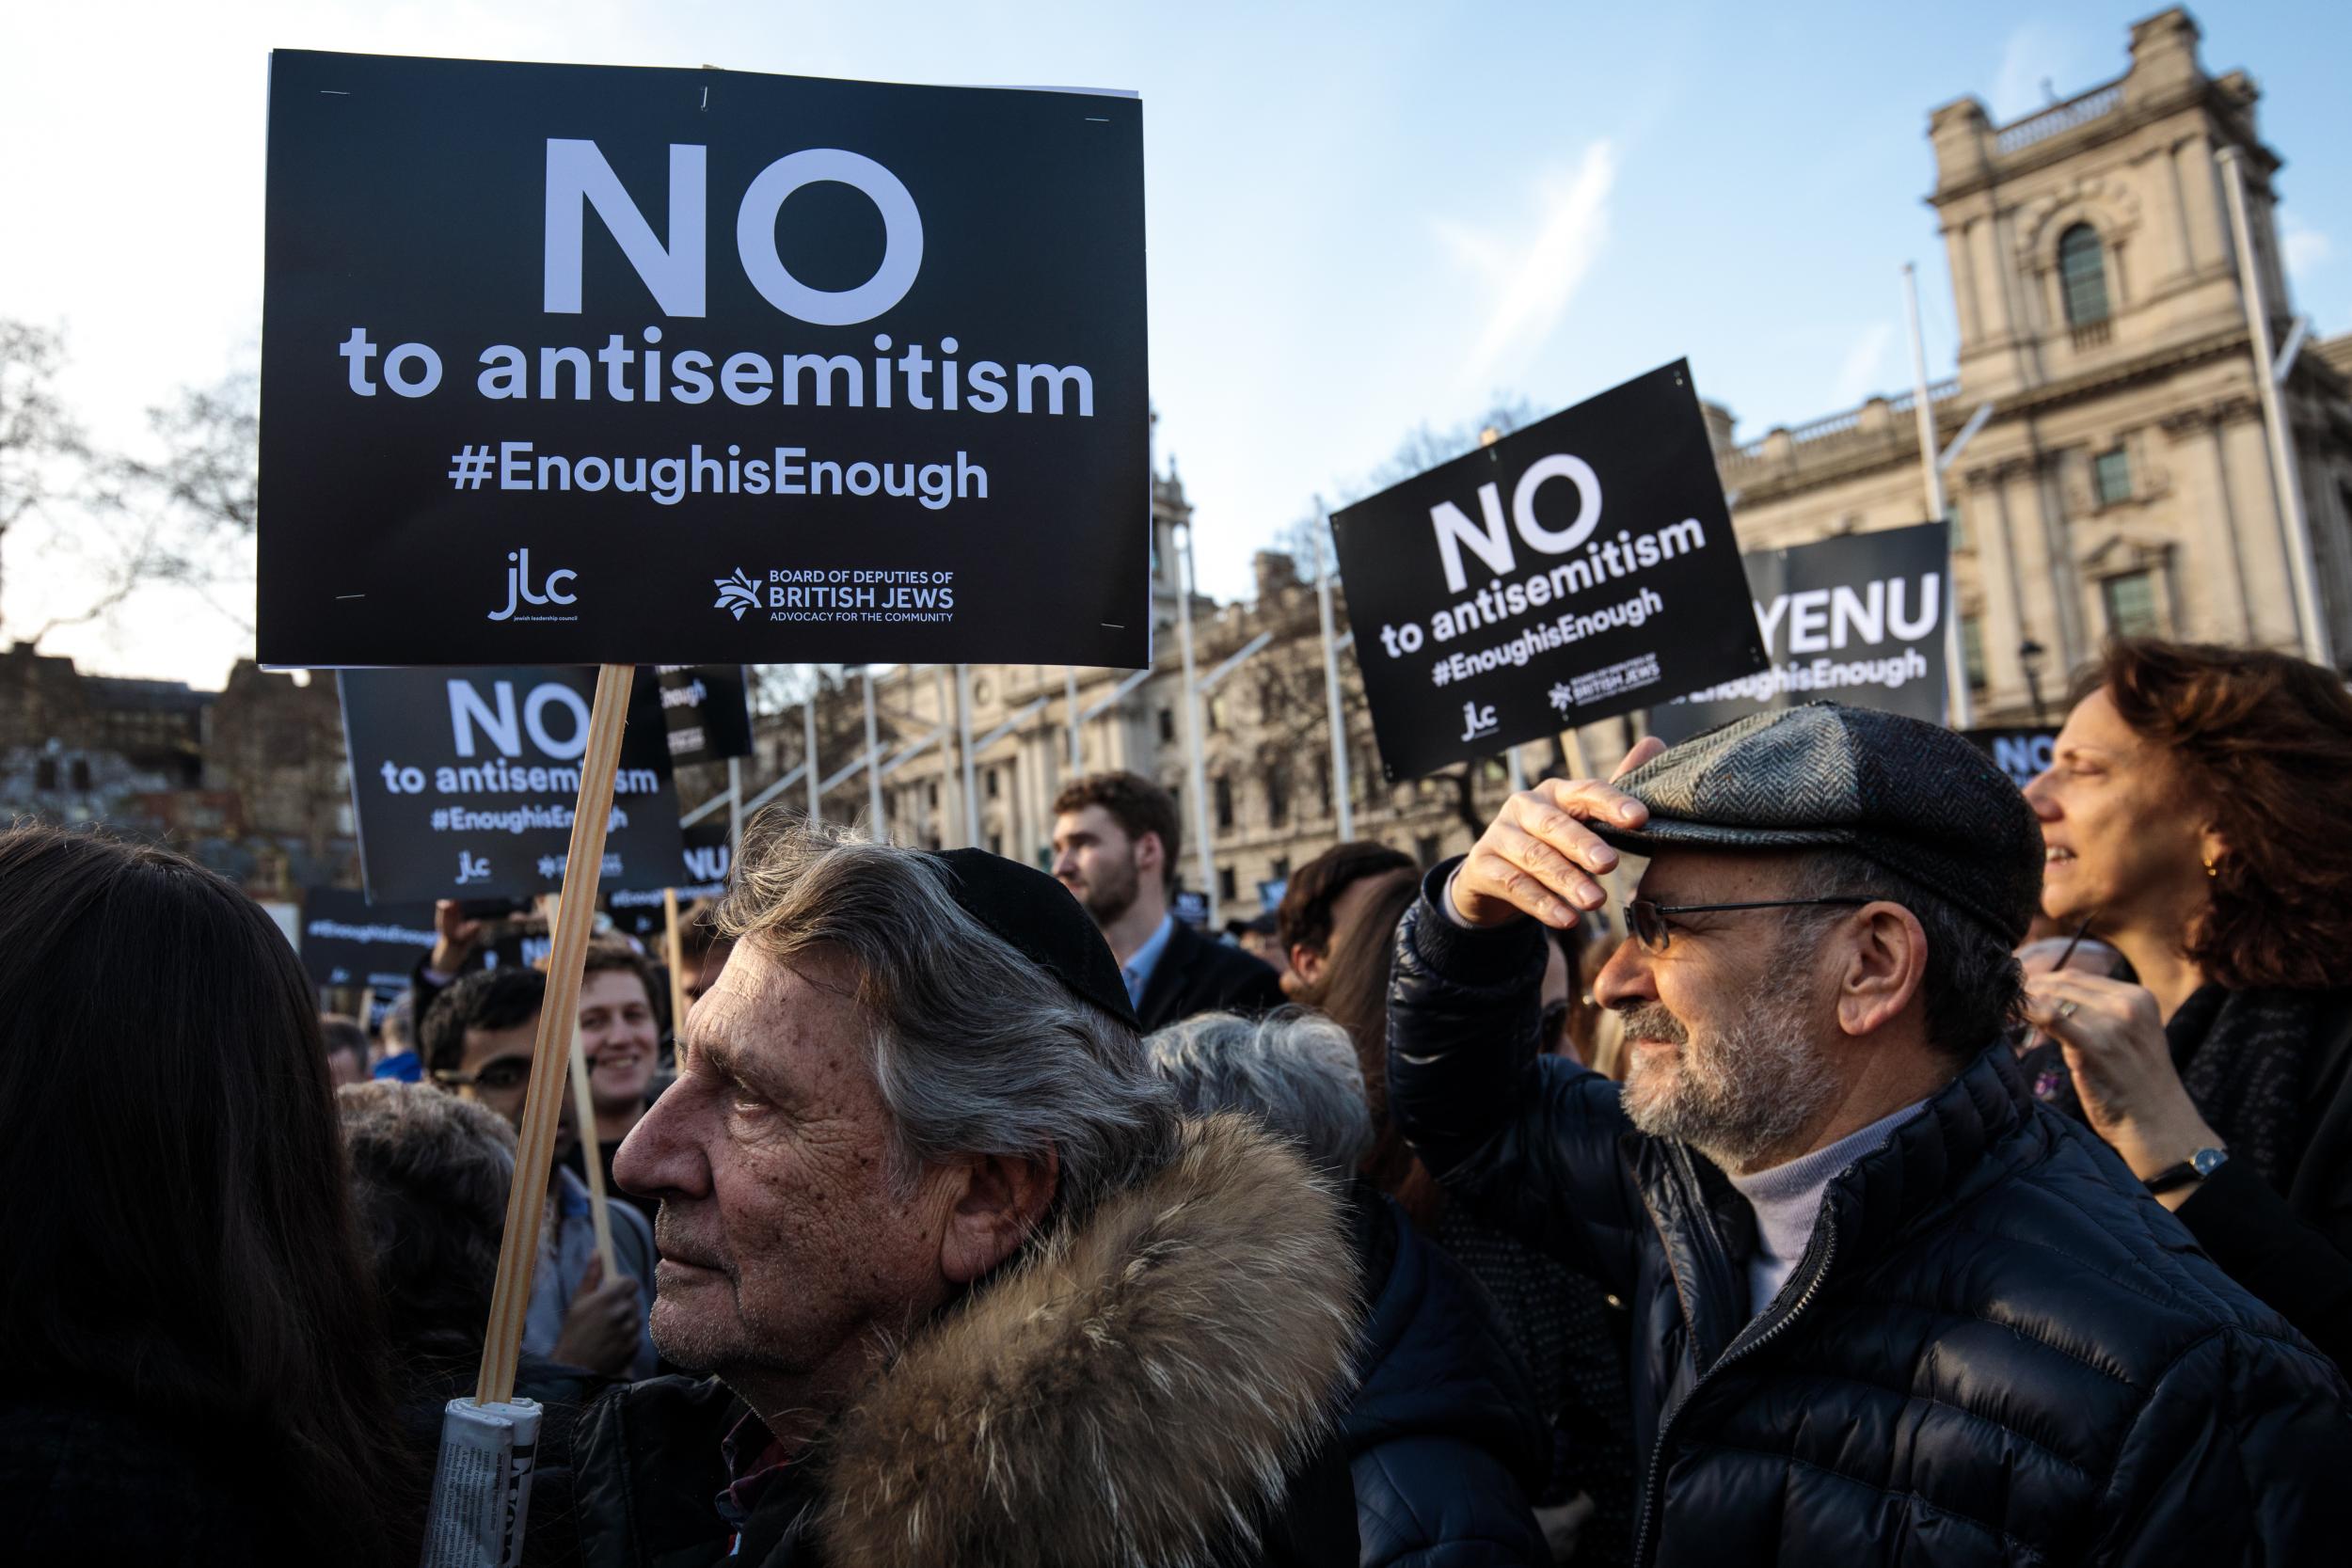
[2021,985,2321,1191]
[2167,985,2323,1192]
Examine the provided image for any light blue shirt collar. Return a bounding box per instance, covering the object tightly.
[1121,912,1177,1008]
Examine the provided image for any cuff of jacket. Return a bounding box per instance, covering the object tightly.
[1409,857,1547,990]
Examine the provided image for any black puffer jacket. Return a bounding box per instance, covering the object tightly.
[1387,874,2352,1567]
[1343,1182,1550,1566]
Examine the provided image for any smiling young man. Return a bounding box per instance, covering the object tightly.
[566,942,665,1223]
[1386,703,2352,1567]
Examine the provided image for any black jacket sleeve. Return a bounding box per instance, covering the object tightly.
[2175,1159,2352,1370]
[2173,994,2352,1370]
[2090,1323,2352,1566]
[1384,863,1646,1298]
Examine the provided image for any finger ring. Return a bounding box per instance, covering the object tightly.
[2057,1000,2078,1020]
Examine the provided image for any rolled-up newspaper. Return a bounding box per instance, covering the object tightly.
[421,1397,543,1568]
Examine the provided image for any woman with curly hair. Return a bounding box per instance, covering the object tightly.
[2023,637,2352,1366]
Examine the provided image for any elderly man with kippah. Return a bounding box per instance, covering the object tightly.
[1388,704,2352,1568]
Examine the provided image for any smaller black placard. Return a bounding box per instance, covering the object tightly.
[1963,725,2060,790]
[655,665,755,765]
[1646,521,1952,745]
[340,665,686,902]
[1330,361,1766,780]
[607,818,734,939]
[299,886,438,991]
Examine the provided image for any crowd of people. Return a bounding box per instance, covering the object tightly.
[5,633,2352,1566]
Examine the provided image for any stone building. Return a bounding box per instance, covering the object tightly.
[0,642,357,895]
[1717,7,2352,721]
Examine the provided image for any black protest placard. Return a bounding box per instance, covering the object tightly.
[656,665,755,765]
[340,666,685,902]
[1329,362,1766,779]
[1964,725,2059,790]
[607,818,733,939]
[1645,522,1951,745]
[260,51,1150,670]
[299,886,438,990]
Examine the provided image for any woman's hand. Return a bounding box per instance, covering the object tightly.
[2021,969,2221,1209]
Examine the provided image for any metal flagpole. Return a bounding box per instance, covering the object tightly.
[2218,147,2331,667]
[1065,667,1083,778]
[1314,502,1355,840]
[1177,522,1217,928]
[956,663,980,848]
[863,667,884,831]
[1905,262,1974,728]
[803,676,819,822]
[725,756,742,858]
[1506,746,1526,792]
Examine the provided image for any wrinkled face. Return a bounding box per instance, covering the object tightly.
[2024,686,2210,929]
[613,942,956,1390]
[1597,848,1840,1173]
[580,968,660,1114]
[1050,805,1145,927]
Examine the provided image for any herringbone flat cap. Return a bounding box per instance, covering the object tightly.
[1594,703,2043,943]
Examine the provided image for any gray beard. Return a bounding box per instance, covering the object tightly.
[1616,958,1837,1174]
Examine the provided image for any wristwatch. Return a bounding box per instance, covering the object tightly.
[2144,1147,2229,1196]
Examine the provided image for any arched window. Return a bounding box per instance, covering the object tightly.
[2058,224,2110,326]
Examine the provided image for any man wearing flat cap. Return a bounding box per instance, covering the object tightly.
[572,816,1359,1567]
[1388,703,2352,1567]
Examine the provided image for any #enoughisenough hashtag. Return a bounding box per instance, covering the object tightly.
[1431,658,1451,686]
[448,445,493,490]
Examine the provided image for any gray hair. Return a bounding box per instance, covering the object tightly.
[718,813,1182,1228]
[1144,1007,1372,1181]
[1788,849,2024,1058]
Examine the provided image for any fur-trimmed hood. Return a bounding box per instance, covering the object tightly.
[571,1114,1360,1568]
[814,1112,1359,1567]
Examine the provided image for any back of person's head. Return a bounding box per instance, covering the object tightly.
[338,1082,517,1376]
[320,1012,370,1082]
[1052,770,1184,890]
[1278,840,1415,961]
[421,964,548,1077]
[0,826,401,1562]
[2092,637,2352,989]
[1144,1007,1371,1182]
[1296,869,1451,1221]
[720,813,1180,1229]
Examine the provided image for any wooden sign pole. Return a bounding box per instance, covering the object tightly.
[475,662,635,1407]
[564,1025,620,1280]
[662,886,689,1040]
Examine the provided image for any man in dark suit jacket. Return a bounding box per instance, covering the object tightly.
[1052,771,1285,1033]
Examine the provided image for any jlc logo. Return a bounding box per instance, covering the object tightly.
[547,141,921,326]
[488,548,579,622]
[1459,701,1499,742]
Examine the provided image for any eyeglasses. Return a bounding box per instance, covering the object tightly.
[433,1054,533,1094]
[1625,897,1875,954]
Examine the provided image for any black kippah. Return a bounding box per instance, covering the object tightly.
[930,847,1140,1030]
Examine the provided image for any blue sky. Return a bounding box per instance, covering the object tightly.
[2,0,2344,683]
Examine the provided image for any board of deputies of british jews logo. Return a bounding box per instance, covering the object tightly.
[707,566,960,625]
[487,548,580,623]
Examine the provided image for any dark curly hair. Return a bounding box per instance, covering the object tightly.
[2090,638,2352,990]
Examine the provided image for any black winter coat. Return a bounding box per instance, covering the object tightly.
[1136,917,1287,1032]
[1343,1183,1550,1567]
[1386,875,2352,1567]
